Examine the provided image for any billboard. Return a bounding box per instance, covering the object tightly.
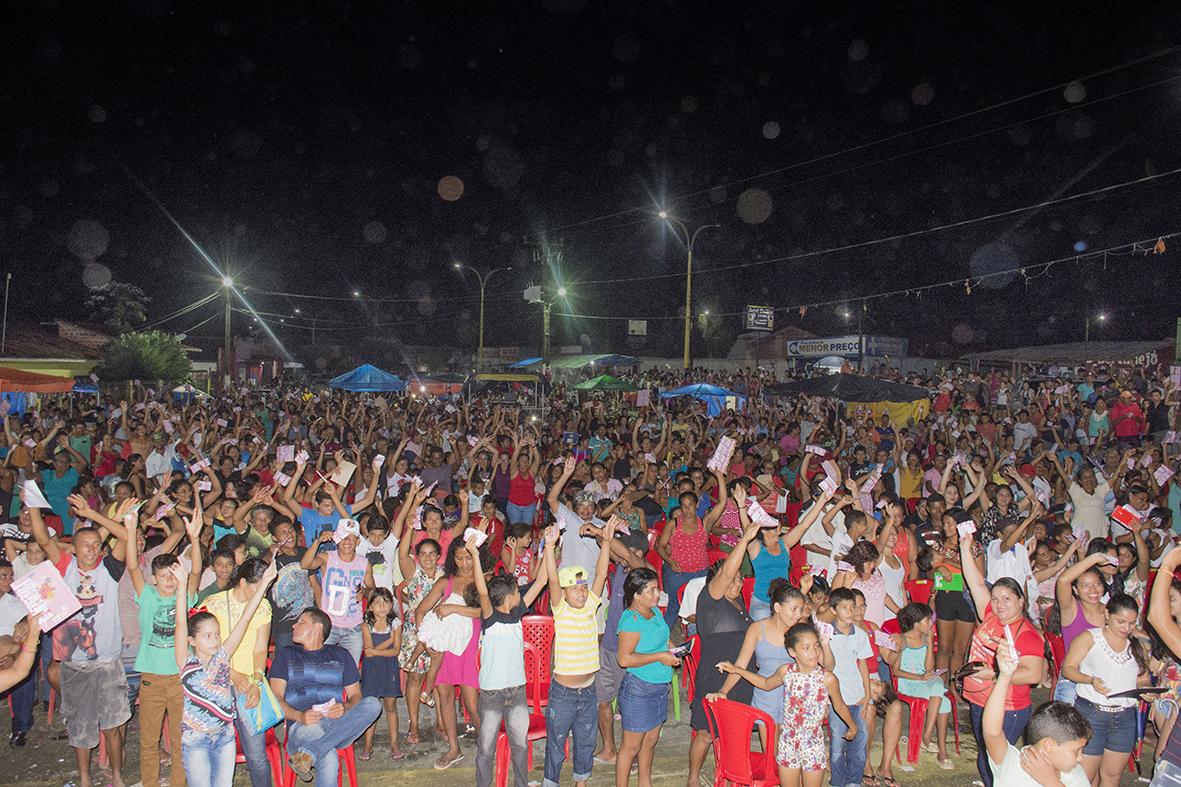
[744,306,775,332]
[786,335,908,358]
[628,320,648,336]
[786,335,862,358]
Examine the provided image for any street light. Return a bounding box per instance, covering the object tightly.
[658,210,719,369]
[557,286,567,297]
[1085,312,1108,342]
[221,275,235,392]
[352,289,361,298]
[453,262,512,370]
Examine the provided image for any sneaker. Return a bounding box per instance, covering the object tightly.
[9,730,27,746]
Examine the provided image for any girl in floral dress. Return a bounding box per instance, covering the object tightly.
[718,622,857,787]
[397,533,443,744]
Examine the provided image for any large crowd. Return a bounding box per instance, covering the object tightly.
[1,362,1181,787]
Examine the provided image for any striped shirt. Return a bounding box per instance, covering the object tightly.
[553,592,602,675]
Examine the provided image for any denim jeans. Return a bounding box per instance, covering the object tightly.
[506,502,537,527]
[1052,677,1077,704]
[969,701,1032,787]
[325,624,362,665]
[476,685,529,787]
[234,712,273,787]
[543,681,597,787]
[8,660,35,733]
[828,703,867,787]
[661,565,707,631]
[288,696,381,787]
[181,726,236,787]
[748,597,771,621]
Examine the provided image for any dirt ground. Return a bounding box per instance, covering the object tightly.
[0,687,1154,786]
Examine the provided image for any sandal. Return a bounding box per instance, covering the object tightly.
[390,749,407,760]
[359,749,372,761]
[405,731,420,745]
[881,777,900,787]
[420,690,436,708]
[939,757,955,770]
[289,750,315,783]
[433,752,464,770]
[862,775,880,786]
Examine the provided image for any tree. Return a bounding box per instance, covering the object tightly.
[84,281,150,334]
[97,330,192,385]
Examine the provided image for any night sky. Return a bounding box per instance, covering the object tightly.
[3,1,1181,362]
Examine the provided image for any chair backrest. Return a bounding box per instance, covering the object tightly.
[1045,629,1065,678]
[740,577,755,610]
[647,530,659,552]
[522,641,545,714]
[706,548,728,567]
[905,579,933,605]
[683,634,701,704]
[703,696,777,785]
[521,615,554,671]
[645,549,664,586]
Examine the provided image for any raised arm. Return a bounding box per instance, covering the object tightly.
[958,533,990,618]
[1149,546,1181,658]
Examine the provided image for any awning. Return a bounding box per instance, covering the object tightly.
[0,367,75,393]
[765,373,929,403]
[573,374,637,392]
[661,383,746,416]
[329,364,407,392]
[963,340,1172,365]
[508,357,544,369]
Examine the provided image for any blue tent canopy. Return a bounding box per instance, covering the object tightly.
[508,357,544,369]
[661,383,747,417]
[329,364,407,392]
[72,377,99,394]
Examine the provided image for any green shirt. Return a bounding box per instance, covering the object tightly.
[196,580,230,604]
[134,584,196,675]
[617,608,672,684]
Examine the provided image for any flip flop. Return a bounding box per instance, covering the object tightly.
[881,777,900,787]
[390,750,407,760]
[359,750,372,761]
[433,752,464,770]
[420,691,436,708]
[405,732,420,745]
[594,755,617,765]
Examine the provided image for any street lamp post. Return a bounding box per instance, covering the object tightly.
[1085,312,1107,342]
[659,211,719,369]
[221,275,234,392]
[454,263,511,371]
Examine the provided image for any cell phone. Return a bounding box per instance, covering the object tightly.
[668,642,692,659]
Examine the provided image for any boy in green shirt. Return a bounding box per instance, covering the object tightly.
[128,510,203,787]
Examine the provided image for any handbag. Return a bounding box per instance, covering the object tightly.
[226,591,284,734]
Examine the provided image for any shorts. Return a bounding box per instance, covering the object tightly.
[617,672,669,733]
[595,645,625,704]
[934,589,976,623]
[60,658,132,750]
[1076,697,1137,755]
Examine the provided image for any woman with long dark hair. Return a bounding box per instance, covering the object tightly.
[1062,593,1149,786]
[615,567,680,787]
[957,533,1047,787]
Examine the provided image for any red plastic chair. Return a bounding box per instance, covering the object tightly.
[904,579,933,605]
[740,577,755,610]
[702,697,779,786]
[682,634,702,704]
[238,727,286,787]
[521,614,554,707]
[495,641,550,787]
[646,548,664,587]
[891,675,961,764]
[706,548,728,567]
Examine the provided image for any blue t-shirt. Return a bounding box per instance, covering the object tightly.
[269,643,360,711]
[617,608,672,683]
[300,504,351,546]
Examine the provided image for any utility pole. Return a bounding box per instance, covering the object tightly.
[658,212,718,369]
[1,273,10,356]
[454,264,511,371]
[221,276,233,392]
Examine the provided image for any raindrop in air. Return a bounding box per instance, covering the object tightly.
[736,189,773,224]
[1063,81,1086,104]
[762,121,780,139]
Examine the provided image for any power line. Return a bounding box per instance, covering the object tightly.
[566,163,1181,287]
[553,233,1174,322]
[530,44,1181,238]
[141,291,220,329]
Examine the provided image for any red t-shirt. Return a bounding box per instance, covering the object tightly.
[960,603,1044,710]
